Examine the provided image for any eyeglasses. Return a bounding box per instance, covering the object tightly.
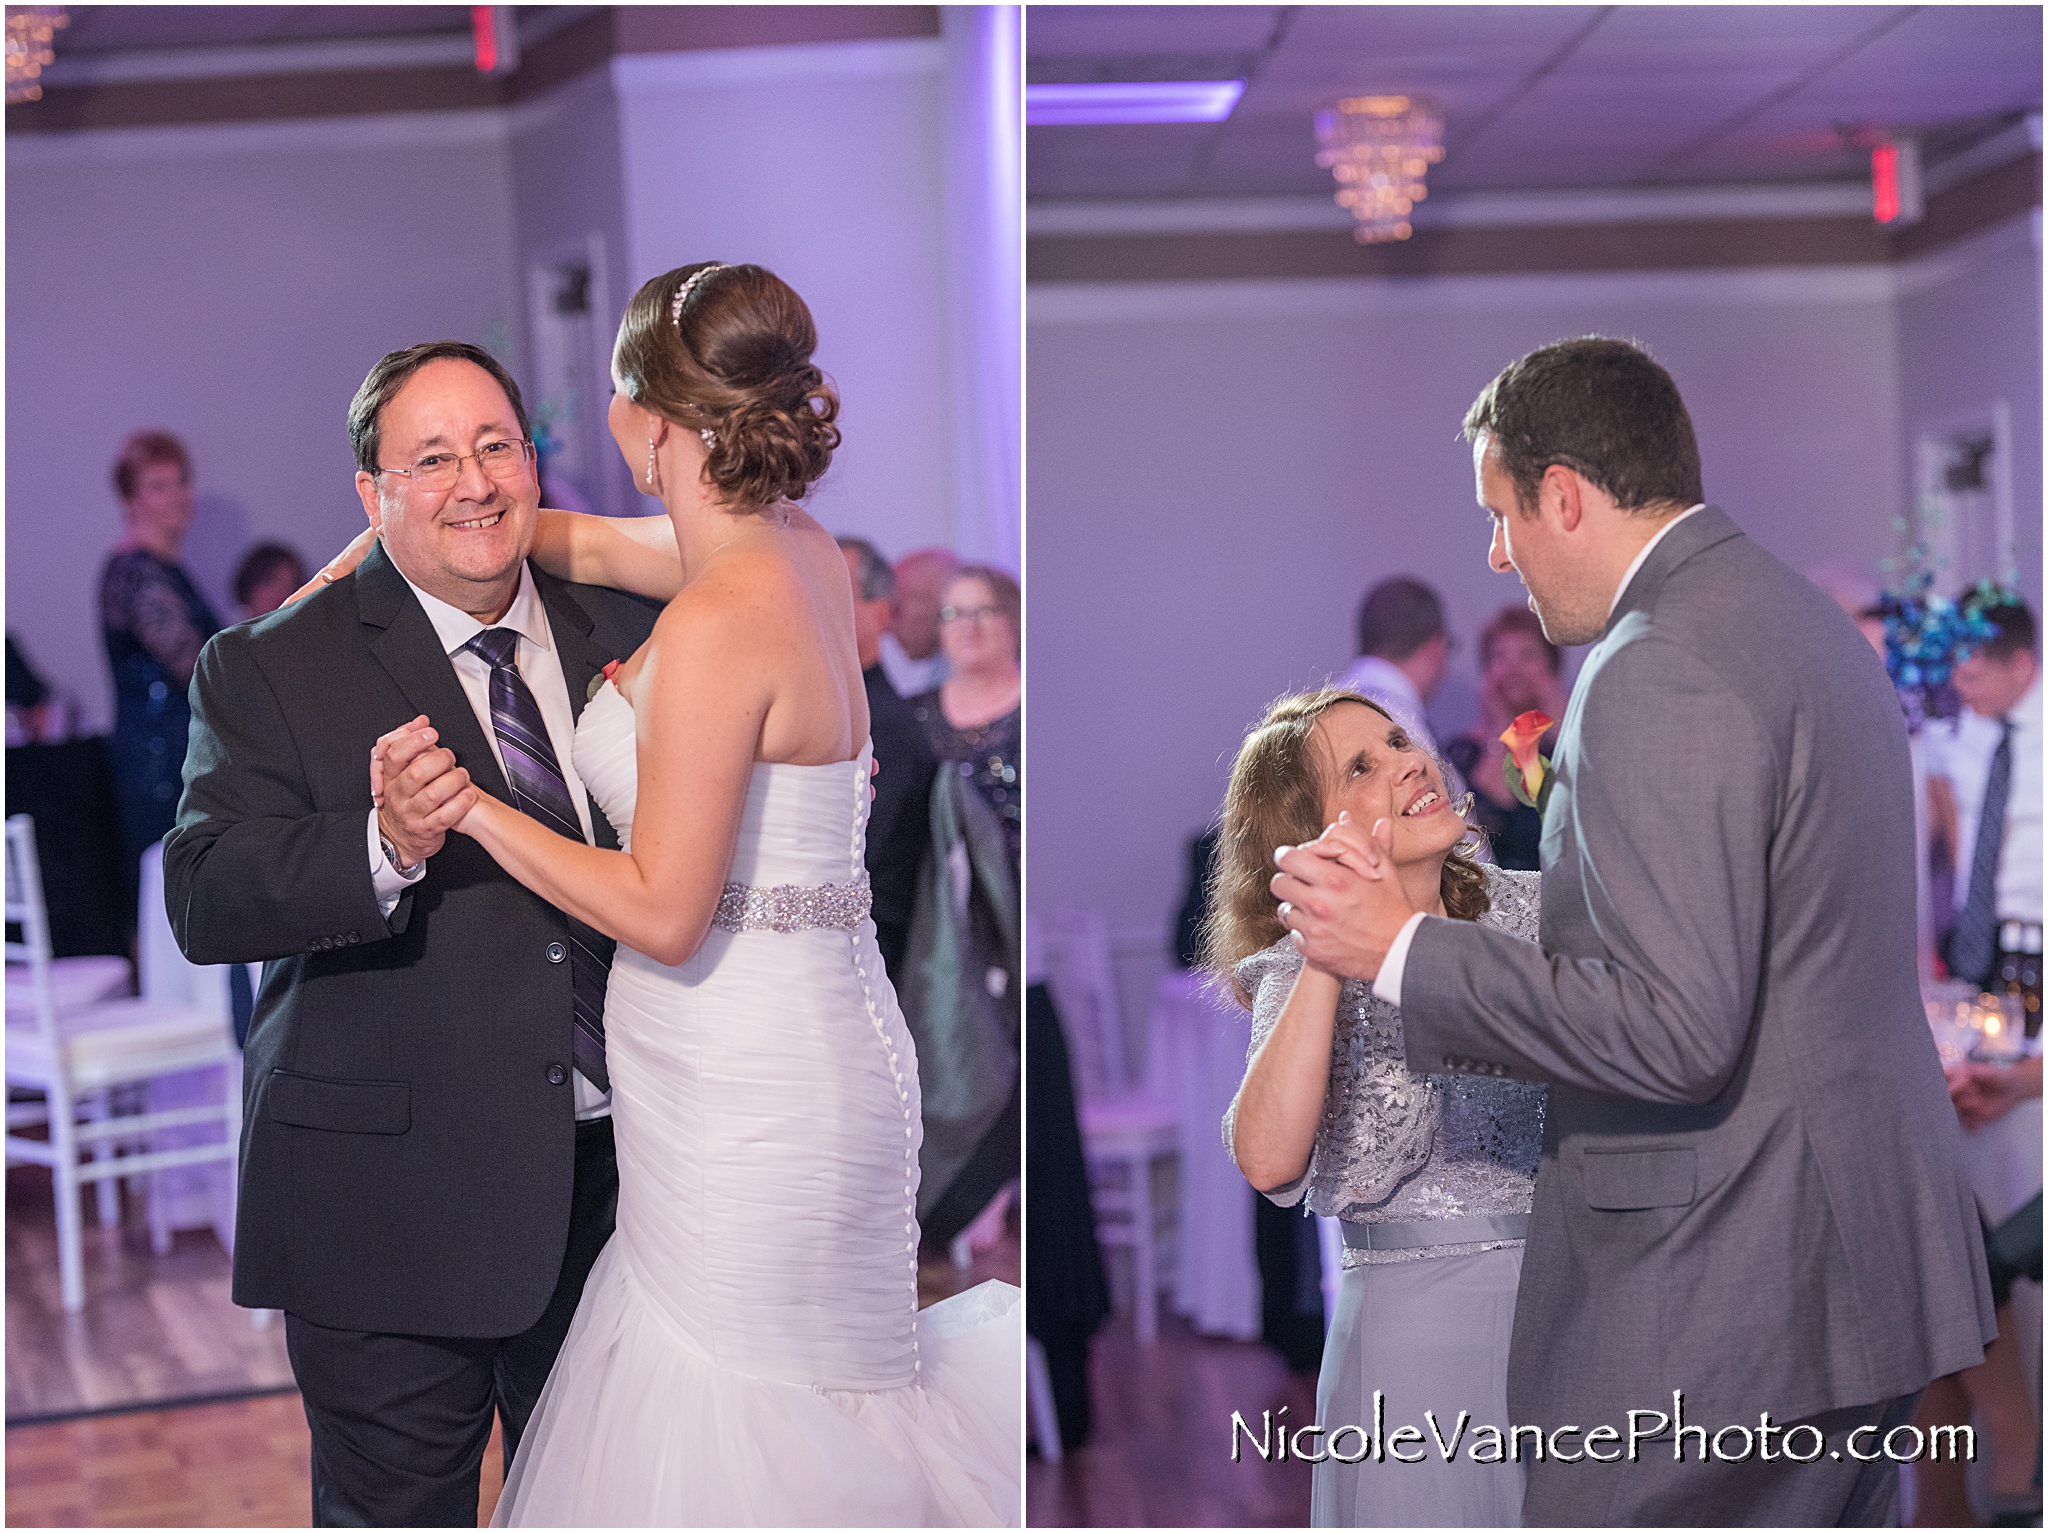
[940,604,1004,625]
[376,438,533,492]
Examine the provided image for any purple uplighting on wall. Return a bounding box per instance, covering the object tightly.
[1025,80,1244,126]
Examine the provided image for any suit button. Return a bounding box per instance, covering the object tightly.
[546,1064,568,1086]
[345,931,360,945]
[311,937,328,952]
[546,942,567,964]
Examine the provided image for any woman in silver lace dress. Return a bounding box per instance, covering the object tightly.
[1211,689,1544,1528]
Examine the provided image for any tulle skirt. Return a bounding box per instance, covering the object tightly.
[491,918,1022,1528]
[494,1256,1021,1527]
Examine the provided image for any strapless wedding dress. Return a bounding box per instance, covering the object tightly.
[493,681,1021,1527]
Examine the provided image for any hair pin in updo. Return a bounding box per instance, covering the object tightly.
[671,263,729,327]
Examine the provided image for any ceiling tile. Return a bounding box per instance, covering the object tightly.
[1028,3,2042,201]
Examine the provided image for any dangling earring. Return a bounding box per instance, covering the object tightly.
[645,437,658,493]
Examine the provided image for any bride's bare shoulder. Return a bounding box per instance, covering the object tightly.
[647,533,814,647]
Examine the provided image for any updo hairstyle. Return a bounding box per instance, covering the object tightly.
[614,262,840,507]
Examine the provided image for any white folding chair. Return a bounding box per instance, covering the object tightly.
[137,839,252,1259]
[2,935,132,1225]
[5,815,240,1312]
[1042,904,1180,1345]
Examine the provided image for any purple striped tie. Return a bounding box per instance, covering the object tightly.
[464,627,612,1093]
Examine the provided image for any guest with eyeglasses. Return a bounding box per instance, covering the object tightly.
[99,429,223,927]
[907,564,1022,1264]
[912,565,1021,866]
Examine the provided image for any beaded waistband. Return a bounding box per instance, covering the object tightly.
[1341,1213,1530,1251]
[710,874,872,934]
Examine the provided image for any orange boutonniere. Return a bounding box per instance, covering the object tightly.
[1500,710,1556,813]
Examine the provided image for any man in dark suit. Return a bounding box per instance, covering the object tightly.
[165,342,659,1526]
[837,534,937,986]
[1276,338,1993,1524]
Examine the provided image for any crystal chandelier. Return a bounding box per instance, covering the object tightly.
[6,7,67,105]
[1314,95,1445,244]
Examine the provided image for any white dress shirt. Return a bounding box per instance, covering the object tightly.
[878,631,947,699]
[1373,503,1706,1008]
[1337,653,1438,756]
[368,563,611,1118]
[1606,504,1706,622]
[1927,673,2042,925]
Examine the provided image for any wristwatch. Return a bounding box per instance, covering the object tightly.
[379,832,425,879]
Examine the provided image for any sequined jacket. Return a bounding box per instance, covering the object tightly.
[1222,865,1546,1265]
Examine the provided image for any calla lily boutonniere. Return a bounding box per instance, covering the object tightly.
[1501,710,1556,814]
[588,660,623,704]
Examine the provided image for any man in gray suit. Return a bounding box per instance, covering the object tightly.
[1276,338,1993,1524]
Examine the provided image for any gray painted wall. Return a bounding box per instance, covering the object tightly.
[1025,231,2035,1023]
[7,111,521,731]
[8,37,997,732]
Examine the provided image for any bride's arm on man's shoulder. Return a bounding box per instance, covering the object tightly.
[530,510,684,601]
[280,527,377,607]
[275,511,685,612]
[454,582,763,967]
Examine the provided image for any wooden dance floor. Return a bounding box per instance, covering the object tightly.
[1029,1310,1316,1527]
[8,1162,1018,1527]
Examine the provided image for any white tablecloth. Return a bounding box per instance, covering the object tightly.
[137,841,244,1251]
[1149,968,1261,1340]
[1956,1098,2043,1226]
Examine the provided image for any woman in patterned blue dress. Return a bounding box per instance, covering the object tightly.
[98,431,222,922]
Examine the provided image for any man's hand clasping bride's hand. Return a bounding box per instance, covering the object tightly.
[1271,812,1417,982]
[371,716,476,867]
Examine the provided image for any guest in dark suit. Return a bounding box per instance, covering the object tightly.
[165,342,659,1527]
[837,535,936,986]
[1278,338,1993,1525]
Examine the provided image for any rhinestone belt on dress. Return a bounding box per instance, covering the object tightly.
[710,873,872,933]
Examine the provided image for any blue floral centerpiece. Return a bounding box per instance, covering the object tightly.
[1876,572,2009,733]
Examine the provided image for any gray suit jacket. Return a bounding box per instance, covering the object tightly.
[1400,509,1993,1471]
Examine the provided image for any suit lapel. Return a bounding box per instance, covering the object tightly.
[356,542,511,802]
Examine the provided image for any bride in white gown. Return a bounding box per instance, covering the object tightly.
[376,261,1020,1526]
